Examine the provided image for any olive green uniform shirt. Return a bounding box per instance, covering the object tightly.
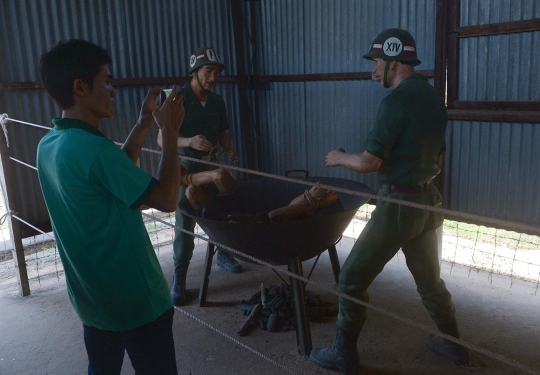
[364,73,447,186]
[178,81,229,172]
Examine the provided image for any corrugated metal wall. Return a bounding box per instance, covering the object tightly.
[459,0,540,100]
[0,0,242,234]
[253,0,436,191]
[445,0,540,226]
[1,0,538,234]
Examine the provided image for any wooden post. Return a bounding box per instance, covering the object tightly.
[0,125,30,296]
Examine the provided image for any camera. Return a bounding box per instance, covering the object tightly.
[159,89,173,106]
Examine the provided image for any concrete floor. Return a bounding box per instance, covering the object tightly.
[1,236,540,375]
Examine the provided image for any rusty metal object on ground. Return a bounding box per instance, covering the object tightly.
[267,313,280,332]
[237,302,262,336]
[268,183,339,221]
[236,283,338,334]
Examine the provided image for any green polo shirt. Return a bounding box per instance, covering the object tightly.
[364,73,447,186]
[178,81,229,172]
[36,118,172,331]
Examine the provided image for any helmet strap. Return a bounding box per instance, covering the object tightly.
[194,69,210,93]
[383,60,391,88]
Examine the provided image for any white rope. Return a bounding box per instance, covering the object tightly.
[3,115,538,236]
[3,115,540,373]
[1,115,52,130]
[0,210,17,225]
[9,157,37,171]
[177,155,540,237]
[174,307,301,375]
[11,215,55,241]
[145,212,540,375]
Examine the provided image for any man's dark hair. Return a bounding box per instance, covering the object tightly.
[39,39,112,109]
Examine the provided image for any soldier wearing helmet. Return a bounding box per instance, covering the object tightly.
[157,47,242,307]
[310,29,470,373]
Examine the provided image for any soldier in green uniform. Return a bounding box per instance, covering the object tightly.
[157,47,241,306]
[310,29,470,374]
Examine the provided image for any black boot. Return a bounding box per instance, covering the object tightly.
[216,250,243,273]
[310,322,361,374]
[427,317,470,366]
[170,261,189,306]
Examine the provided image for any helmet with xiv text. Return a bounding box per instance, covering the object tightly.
[363,28,421,66]
[188,47,225,74]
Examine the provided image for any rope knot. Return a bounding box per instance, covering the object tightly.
[0,113,10,147]
[0,210,17,225]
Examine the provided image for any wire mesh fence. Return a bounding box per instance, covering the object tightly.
[347,205,540,289]
[2,196,539,294]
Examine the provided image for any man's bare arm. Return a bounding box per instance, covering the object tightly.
[325,149,382,174]
[157,129,213,152]
[218,130,239,162]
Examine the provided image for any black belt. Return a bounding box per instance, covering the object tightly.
[379,181,433,194]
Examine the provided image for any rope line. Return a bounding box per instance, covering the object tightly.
[0,210,17,225]
[3,115,540,373]
[174,307,301,375]
[144,212,540,375]
[11,215,56,241]
[2,115,538,236]
[2,115,53,130]
[177,155,540,237]
[9,157,38,171]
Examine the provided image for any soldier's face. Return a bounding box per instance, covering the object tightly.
[371,58,387,86]
[195,65,222,91]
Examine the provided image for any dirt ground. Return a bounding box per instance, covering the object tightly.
[1,236,539,375]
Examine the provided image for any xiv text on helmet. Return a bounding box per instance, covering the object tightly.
[362,28,421,88]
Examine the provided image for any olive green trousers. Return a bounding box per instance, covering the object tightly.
[337,186,456,331]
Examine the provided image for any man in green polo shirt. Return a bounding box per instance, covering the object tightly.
[157,47,241,307]
[310,29,470,374]
[37,39,183,374]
